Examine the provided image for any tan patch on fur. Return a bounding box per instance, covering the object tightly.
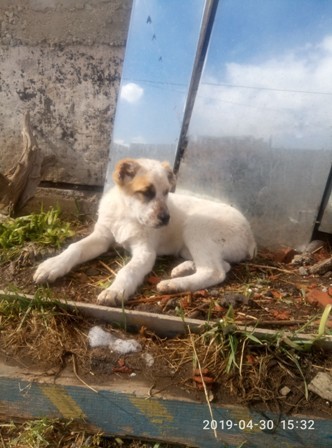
[162,161,176,189]
[113,159,154,197]
[115,171,154,199]
[113,158,174,197]
[112,158,140,186]
[161,161,171,170]
[127,175,152,195]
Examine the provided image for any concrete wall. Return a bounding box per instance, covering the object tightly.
[0,0,132,187]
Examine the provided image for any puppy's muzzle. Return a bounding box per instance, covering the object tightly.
[157,210,170,226]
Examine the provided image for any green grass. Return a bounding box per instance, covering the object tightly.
[0,208,74,250]
[168,302,332,407]
[0,418,186,448]
[0,208,75,264]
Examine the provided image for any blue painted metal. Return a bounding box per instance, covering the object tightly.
[1,376,332,447]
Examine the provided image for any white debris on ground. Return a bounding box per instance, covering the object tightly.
[111,338,142,354]
[88,326,114,347]
[142,352,155,367]
[308,372,332,402]
[88,326,142,354]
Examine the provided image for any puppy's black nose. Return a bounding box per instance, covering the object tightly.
[158,211,170,225]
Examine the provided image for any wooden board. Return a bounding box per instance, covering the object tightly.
[1,362,332,448]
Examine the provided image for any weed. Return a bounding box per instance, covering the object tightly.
[162,303,332,407]
[0,418,103,448]
[0,208,74,260]
[318,304,332,336]
[0,418,185,447]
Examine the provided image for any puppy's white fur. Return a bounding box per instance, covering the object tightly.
[34,158,256,306]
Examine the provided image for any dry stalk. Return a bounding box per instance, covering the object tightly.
[72,354,98,393]
[187,326,218,440]
[239,338,247,377]
[247,262,294,274]
[98,259,117,277]
[0,299,89,369]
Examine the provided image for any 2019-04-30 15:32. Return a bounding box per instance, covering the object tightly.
[202,419,315,431]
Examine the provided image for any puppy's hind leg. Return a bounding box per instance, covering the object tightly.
[157,264,227,293]
[157,241,228,293]
[171,260,195,278]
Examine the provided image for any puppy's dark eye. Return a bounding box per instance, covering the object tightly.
[138,185,156,200]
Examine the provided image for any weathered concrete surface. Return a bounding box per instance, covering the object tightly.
[0,0,132,186]
[20,187,101,221]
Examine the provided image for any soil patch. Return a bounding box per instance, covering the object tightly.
[1,227,332,420]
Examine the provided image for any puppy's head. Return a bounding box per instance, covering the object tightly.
[113,158,176,228]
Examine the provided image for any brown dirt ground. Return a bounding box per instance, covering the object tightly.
[1,227,332,421]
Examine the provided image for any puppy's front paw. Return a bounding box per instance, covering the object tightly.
[33,258,65,284]
[97,287,128,307]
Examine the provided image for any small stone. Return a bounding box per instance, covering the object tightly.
[292,253,312,266]
[299,266,308,276]
[280,386,291,396]
[220,293,249,307]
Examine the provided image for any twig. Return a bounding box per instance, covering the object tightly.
[248,263,294,274]
[311,244,325,255]
[71,354,98,393]
[128,296,165,305]
[235,319,311,327]
[312,364,332,372]
[239,338,247,378]
[0,430,6,448]
[99,259,117,277]
[309,256,332,275]
[146,382,157,398]
[128,291,191,305]
[236,312,258,321]
[187,326,217,440]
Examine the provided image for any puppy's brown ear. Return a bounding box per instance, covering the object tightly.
[113,159,140,185]
[162,161,176,189]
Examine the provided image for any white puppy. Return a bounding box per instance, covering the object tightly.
[34,158,256,307]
